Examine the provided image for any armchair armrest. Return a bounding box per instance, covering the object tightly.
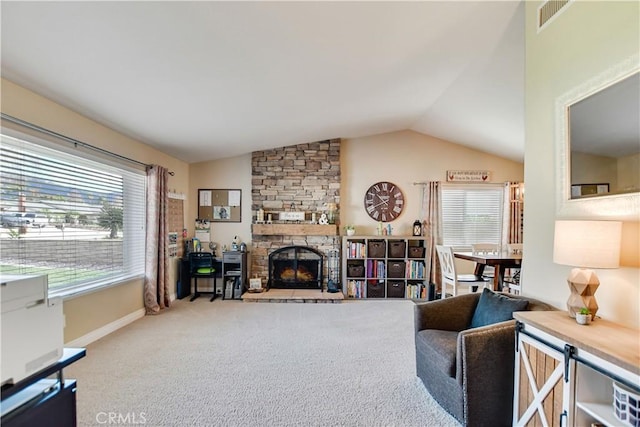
[457,320,517,423]
[414,293,480,333]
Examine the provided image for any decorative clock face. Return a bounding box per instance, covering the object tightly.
[364,181,404,222]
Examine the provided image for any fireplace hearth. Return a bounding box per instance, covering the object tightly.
[268,246,324,290]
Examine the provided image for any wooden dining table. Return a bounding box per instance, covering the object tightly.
[453,251,522,291]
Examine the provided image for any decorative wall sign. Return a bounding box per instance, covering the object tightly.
[446,170,491,182]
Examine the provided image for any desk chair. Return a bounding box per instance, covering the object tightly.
[436,245,489,298]
[189,252,217,302]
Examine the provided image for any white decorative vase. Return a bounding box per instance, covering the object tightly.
[346,229,355,236]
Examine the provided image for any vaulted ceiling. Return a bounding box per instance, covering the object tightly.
[1,1,525,164]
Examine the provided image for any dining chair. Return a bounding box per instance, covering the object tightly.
[436,245,489,299]
[505,243,523,294]
[507,243,523,254]
[471,243,499,254]
[189,251,217,302]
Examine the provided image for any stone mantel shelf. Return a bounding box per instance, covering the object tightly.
[252,224,338,236]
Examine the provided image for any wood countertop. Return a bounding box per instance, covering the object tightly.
[514,310,640,376]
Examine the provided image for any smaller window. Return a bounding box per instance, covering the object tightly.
[440,184,504,250]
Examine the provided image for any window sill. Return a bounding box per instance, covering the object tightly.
[50,273,145,300]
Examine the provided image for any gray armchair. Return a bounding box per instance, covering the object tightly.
[414,291,555,427]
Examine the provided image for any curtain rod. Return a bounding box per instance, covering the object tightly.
[1,113,174,175]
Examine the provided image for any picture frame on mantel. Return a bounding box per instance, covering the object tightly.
[198,189,241,222]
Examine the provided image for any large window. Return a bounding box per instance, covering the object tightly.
[440,184,504,250]
[0,131,146,297]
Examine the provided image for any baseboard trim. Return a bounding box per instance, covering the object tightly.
[66,308,145,348]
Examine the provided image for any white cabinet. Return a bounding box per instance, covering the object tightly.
[513,311,640,427]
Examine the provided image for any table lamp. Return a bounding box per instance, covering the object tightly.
[553,220,621,319]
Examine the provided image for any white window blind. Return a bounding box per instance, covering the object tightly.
[440,184,504,250]
[0,132,146,296]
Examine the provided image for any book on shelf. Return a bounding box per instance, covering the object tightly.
[365,259,386,278]
[405,260,425,279]
[347,241,367,258]
[347,280,364,298]
[406,282,427,299]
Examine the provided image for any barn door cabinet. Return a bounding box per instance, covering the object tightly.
[513,311,639,427]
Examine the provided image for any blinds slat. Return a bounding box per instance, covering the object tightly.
[0,132,146,292]
[441,185,504,249]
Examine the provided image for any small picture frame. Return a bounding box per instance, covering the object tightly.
[213,205,230,220]
[249,278,262,290]
[571,183,609,198]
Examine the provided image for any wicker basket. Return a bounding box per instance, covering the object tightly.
[389,241,406,258]
[408,246,425,258]
[367,240,386,258]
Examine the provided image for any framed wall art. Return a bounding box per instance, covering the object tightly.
[198,189,241,222]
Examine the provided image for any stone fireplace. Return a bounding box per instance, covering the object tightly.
[268,246,323,290]
[251,139,341,290]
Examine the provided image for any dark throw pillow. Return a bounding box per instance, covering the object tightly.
[470,288,529,328]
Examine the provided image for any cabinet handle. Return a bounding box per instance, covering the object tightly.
[563,344,575,383]
[559,410,567,427]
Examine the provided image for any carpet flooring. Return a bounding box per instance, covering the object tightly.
[65,298,459,427]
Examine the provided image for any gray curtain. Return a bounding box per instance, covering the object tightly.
[144,165,170,314]
[421,181,442,289]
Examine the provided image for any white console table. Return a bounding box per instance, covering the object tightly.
[513,311,639,427]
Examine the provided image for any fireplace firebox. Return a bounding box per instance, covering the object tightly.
[268,246,324,290]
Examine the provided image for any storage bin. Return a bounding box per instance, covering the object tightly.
[366,280,385,298]
[408,246,426,258]
[389,241,406,258]
[347,264,365,277]
[614,381,640,427]
[367,240,386,258]
[387,261,405,278]
[386,281,405,298]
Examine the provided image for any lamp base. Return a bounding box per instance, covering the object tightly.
[566,268,599,319]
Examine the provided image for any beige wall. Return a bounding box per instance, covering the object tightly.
[1,78,191,343]
[341,130,524,236]
[571,151,617,191]
[188,154,253,254]
[618,152,640,193]
[524,1,639,327]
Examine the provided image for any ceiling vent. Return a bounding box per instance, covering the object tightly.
[538,0,572,31]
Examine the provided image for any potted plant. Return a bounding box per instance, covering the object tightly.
[575,307,591,325]
[344,225,356,236]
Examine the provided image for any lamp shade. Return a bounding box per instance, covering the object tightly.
[553,220,621,269]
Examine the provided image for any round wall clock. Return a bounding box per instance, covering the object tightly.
[364,181,405,222]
